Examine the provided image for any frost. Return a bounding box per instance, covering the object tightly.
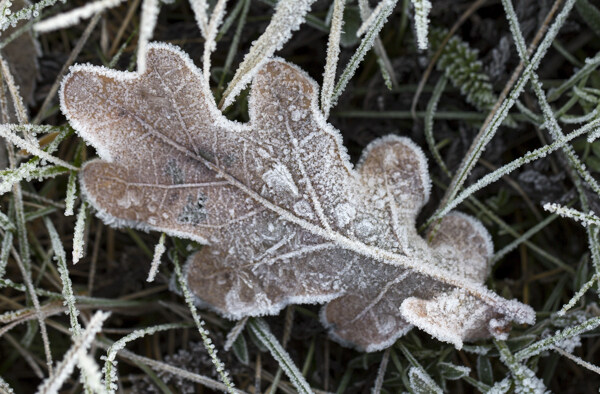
[248,318,312,394]
[543,202,600,227]
[72,202,87,264]
[411,0,432,50]
[34,0,123,33]
[61,43,534,352]
[137,0,160,73]
[487,378,511,394]
[497,341,549,394]
[408,366,442,394]
[262,163,299,196]
[320,0,345,118]
[45,218,81,335]
[0,0,38,133]
[220,0,316,108]
[36,311,110,394]
[189,0,208,37]
[201,0,227,82]
[549,331,581,353]
[146,232,166,282]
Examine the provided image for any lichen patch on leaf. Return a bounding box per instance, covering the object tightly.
[60,43,534,352]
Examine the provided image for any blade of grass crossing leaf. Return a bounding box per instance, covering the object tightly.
[320,0,345,118]
[248,318,313,394]
[216,0,244,40]
[217,0,250,94]
[220,0,317,108]
[202,0,228,82]
[330,0,397,108]
[189,0,208,37]
[358,0,398,89]
[137,0,160,73]
[172,253,236,393]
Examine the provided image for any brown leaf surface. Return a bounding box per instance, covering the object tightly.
[60,43,534,351]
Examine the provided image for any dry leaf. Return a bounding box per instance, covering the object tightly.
[60,43,535,351]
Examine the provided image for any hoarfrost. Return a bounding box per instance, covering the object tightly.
[61,43,534,352]
[220,0,316,108]
[411,0,432,50]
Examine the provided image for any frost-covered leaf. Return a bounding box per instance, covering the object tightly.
[60,43,535,352]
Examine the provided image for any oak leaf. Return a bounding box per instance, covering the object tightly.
[60,43,534,351]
